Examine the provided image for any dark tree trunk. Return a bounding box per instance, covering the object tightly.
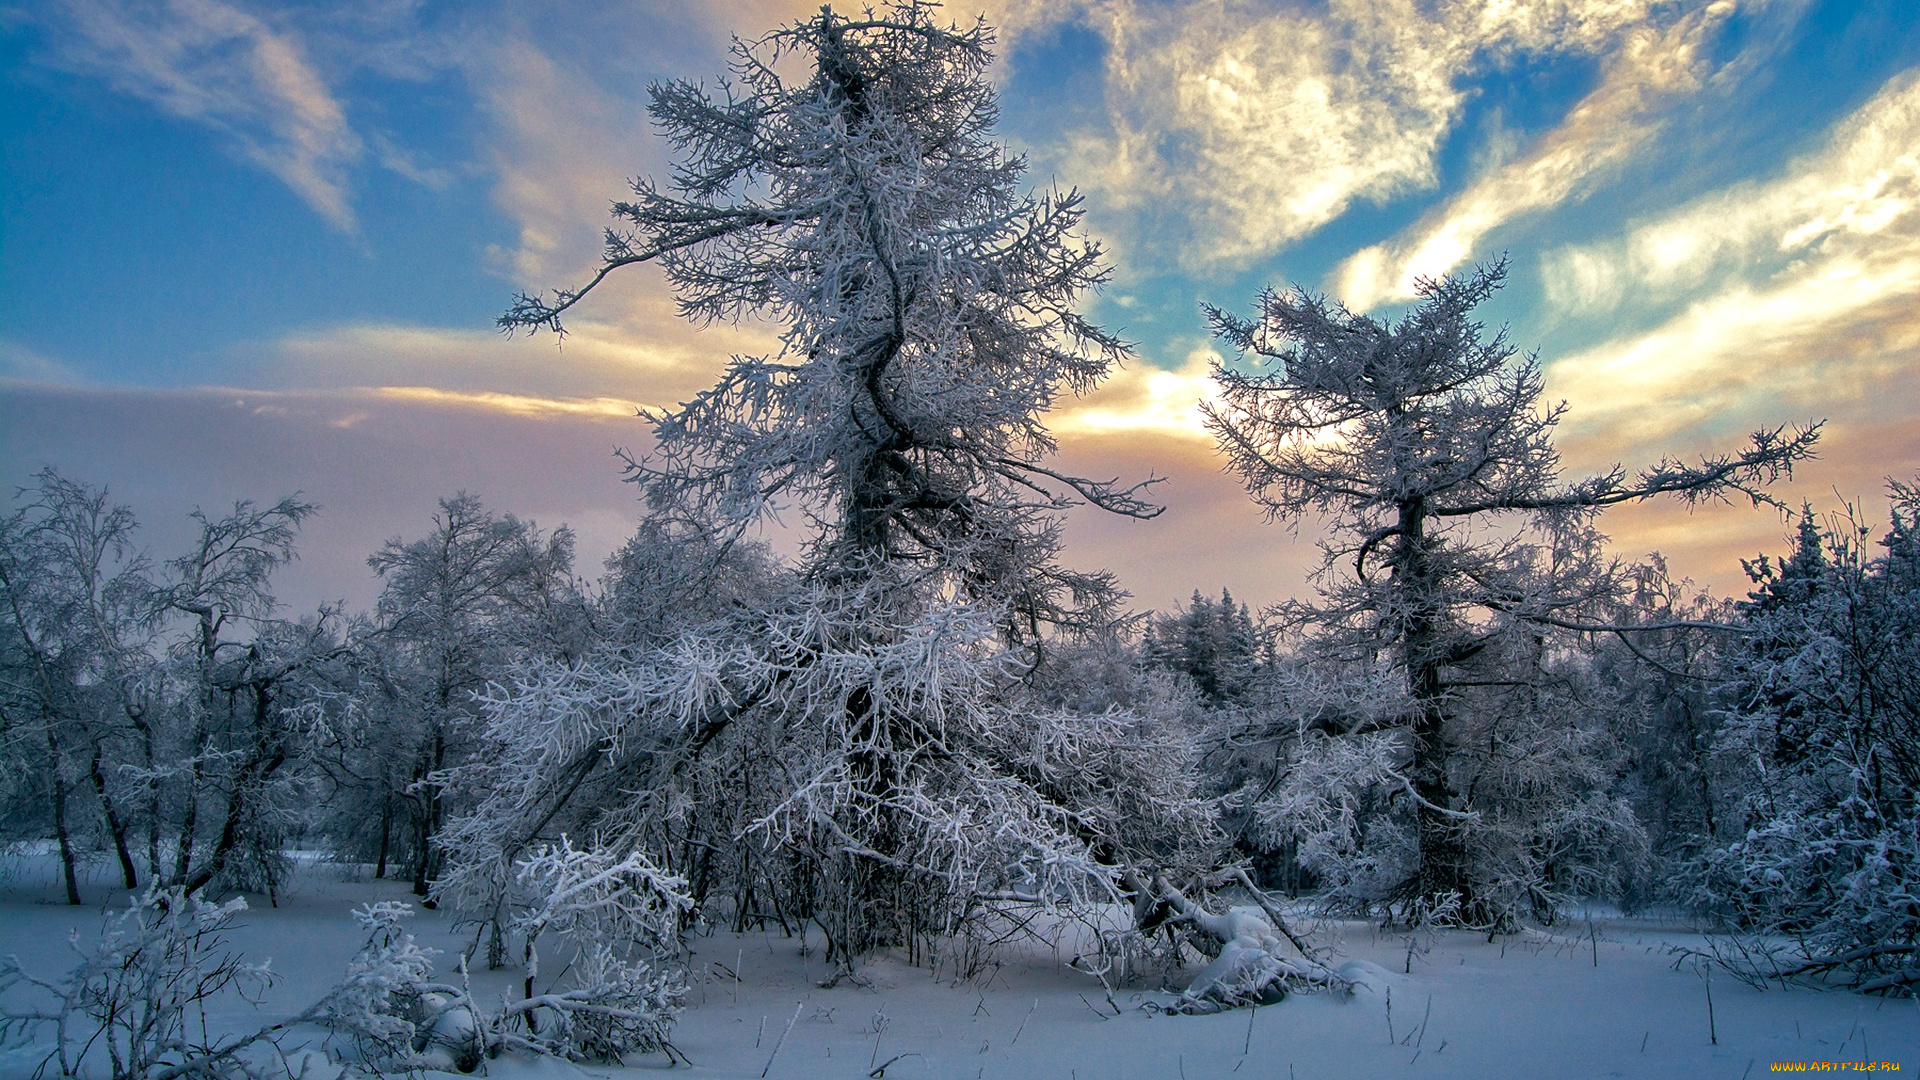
[411,807,432,897]
[180,680,287,896]
[173,715,207,884]
[375,792,391,879]
[1397,495,1476,922]
[130,706,161,881]
[412,725,446,901]
[88,740,139,889]
[839,683,904,961]
[46,724,81,906]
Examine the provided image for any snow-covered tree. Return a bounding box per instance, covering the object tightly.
[1,475,355,904]
[1688,482,1920,993]
[1203,261,1819,925]
[596,520,786,649]
[362,493,581,897]
[153,494,342,899]
[0,470,156,902]
[482,0,1214,971]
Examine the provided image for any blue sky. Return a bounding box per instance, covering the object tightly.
[4,0,1919,612]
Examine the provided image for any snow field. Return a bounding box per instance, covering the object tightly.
[2,859,1912,1080]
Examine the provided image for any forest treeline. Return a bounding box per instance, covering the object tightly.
[1,3,1914,1069]
[4,468,1915,994]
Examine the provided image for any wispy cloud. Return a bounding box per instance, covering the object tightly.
[1055,0,1682,271]
[1333,2,1732,309]
[1543,67,1920,452]
[32,0,365,231]
[0,341,86,385]
[249,294,784,410]
[1544,67,1920,316]
[466,38,656,287]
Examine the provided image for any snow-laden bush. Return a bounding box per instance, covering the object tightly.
[322,858,693,1070]
[1686,487,1920,994]
[1690,803,1917,993]
[503,840,690,1061]
[0,886,279,1079]
[440,575,1220,979]
[317,900,438,1067]
[1131,872,1347,1014]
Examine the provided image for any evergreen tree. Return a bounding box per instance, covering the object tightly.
[1147,589,1260,705]
[1691,482,1920,992]
[1203,261,1819,924]
[483,1,1208,970]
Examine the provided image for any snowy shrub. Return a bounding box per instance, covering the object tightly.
[0,886,279,1079]
[1686,486,1920,994]
[316,900,438,1066]
[319,876,692,1069]
[501,840,691,1062]
[1138,873,1347,1014]
[441,576,1219,979]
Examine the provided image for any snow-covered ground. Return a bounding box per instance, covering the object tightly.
[1,856,1912,1079]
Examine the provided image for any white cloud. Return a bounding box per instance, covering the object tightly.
[1334,1,1730,309]
[1057,0,1682,271]
[36,0,365,231]
[1537,69,1920,493]
[1551,256,1920,448]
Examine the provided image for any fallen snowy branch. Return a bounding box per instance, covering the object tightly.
[1149,876,1346,1014]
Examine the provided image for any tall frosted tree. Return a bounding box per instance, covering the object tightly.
[1203,262,1819,925]
[0,471,154,902]
[364,494,580,897]
[487,1,1211,969]
[1690,483,1920,992]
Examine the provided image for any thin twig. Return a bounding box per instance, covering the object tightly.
[870,1052,921,1078]
[762,1001,802,1078]
[1011,997,1037,1045]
